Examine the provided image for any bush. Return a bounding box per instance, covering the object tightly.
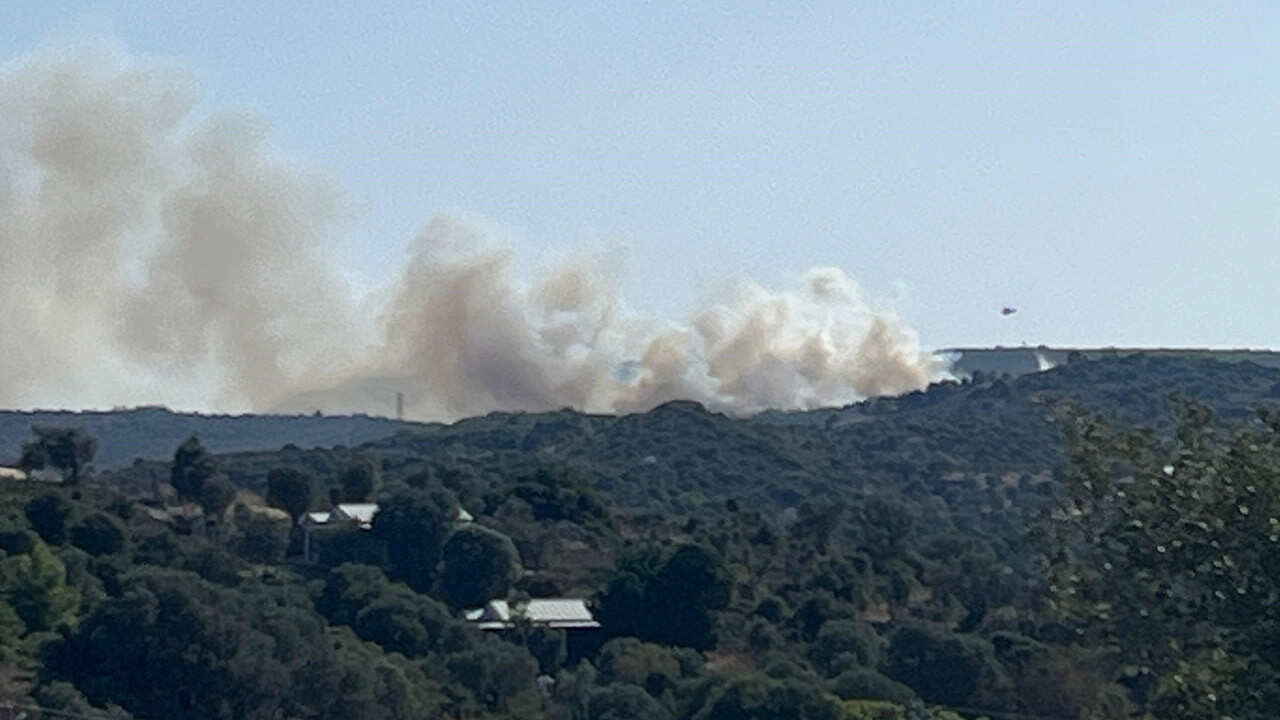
[882,624,1005,707]
[437,525,521,609]
[693,674,843,720]
[596,638,680,686]
[808,620,883,677]
[586,684,673,720]
[25,493,73,545]
[230,507,289,564]
[830,667,916,704]
[70,512,126,556]
[842,700,907,720]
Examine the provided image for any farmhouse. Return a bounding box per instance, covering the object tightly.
[463,598,600,630]
[301,501,474,562]
[465,598,602,659]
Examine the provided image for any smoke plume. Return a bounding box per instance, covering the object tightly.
[0,44,943,420]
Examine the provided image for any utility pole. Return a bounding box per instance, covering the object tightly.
[395,392,404,421]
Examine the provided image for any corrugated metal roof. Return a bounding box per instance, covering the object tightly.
[335,503,379,524]
[305,503,472,529]
[466,599,600,630]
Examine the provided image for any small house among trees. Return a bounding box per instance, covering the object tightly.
[465,598,602,662]
[301,501,473,562]
[465,598,600,630]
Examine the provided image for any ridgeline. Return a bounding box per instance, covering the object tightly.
[2,351,1279,720]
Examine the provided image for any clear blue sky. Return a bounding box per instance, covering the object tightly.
[7,2,1280,349]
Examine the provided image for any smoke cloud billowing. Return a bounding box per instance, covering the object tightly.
[0,44,943,420]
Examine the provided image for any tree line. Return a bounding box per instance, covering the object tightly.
[2,354,1278,718]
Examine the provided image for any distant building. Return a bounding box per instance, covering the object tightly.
[1,466,64,483]
[464,598,601,630]
[301,501,473,563]
[465,598,602,660]
[306,502,380,530]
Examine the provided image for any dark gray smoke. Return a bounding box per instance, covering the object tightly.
[0,43,943,420]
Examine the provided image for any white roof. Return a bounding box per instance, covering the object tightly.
[305,503,472,529]
[466,598,600,630]
[335,503,379,524]
[305,511,332,525]
[0,467,28,481]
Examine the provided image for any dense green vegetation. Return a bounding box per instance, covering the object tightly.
[3,353,1280,719]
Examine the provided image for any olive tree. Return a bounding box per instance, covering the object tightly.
[1042,400,1280,719]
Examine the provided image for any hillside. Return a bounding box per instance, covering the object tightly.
[5,351,1280,720]
[97,353,1280,569]
[87,353,1280,510]
[9,349,1280,476]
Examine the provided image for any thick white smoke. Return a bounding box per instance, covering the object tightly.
[0,43,943,420]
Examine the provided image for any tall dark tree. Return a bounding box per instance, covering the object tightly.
[648,543,732,649]
[595,544,665,641]
[69,511,127,556]
[693,675,843,720]
[338,462,377,503]
[266,468,314,526]
[170,437,218,502]
[198,476,237,521]
[1042,401,1280,719]
[881,624,1004,707]
[24,492,74,545]
[597,543,731,651]
[315,563,393,627]
[369,485,457,592]
[20,426,97,484]
[438,525,521,609]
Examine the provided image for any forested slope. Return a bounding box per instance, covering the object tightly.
[3,353,1280,719]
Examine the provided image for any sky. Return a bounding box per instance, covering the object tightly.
[5,1,1280,351]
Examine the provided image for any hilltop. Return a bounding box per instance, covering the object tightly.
[942,345,1280,378]
[0,406,421,469]
[8,348,1280,476]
